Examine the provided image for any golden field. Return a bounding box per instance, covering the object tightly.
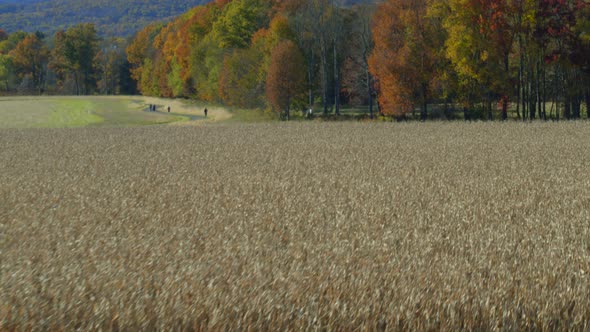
[1,122,589,330]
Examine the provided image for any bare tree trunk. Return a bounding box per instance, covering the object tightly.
[74,72,80,96]
[320,36,329,115]
[286,95,290,121]
[542,57,547,120]
[564,68,572,120]
[573,96,581,119]
[529,64,537,120]
[516,48,522,120]
[421,83,427,121]
[367,70,373,119]
[308,49,314,109]
[573,70,581,119]
[501,96,508,121]
[535,59,543,119]
[333,38,340,116]
[502,53,509,121]
[522,57,528,121]
[555,64,560,121]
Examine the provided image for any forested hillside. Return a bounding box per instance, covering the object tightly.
[0,0,208,36]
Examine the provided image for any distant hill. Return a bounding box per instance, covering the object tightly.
[0,0,209,37]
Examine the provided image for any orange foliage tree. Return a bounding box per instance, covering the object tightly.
[368,0,444,119]
[126,23,162,95]
[10,33,48,94]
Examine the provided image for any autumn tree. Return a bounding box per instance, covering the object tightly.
[51,24,100,95]
[574,1,590,116]
[289,0,338,115]
[266,40,306,120]
[126,23,162,95]
[0,54,14,91]
[539,0,589,119]
[443,0,517,120]
[287,0,320,110]
[182,1,228,99]
[96,38,132,95]
[341,2,376,117]
[369,0,444,119]
[10,33,49,94]
[0,31,21,92]
[254,14,296,78]
[0,31,26,55]
[219,14,294,108]
[211,0,271,49]
[219,48,265,107]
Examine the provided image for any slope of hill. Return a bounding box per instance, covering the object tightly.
[0,0,208,37]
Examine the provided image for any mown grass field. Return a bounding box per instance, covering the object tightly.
[1,122,589,330]
[0,96,197,128]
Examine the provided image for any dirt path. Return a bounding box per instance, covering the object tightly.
[139,96,232,125]
[0,95,233,127]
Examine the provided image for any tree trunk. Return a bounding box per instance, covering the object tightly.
[308,49,314,109]
[420,84,427,121]
[516,53,522,120]
[564,97,571,120]
[501,96,508,120]
[286,95,290,121]
[573,96,581,119]
[501,52,509,121]
[522,61,528,120]
[74,72,80,96]
[572,70,581,119]
[542,57,547,120]
[333,39,340,116]
[529,65,536,120]
[535,60,543,119]
[555,72,560,121]
[367,70,373,119]
[517,34,524,120]
[490,101,493,121]
[320,36,329,115]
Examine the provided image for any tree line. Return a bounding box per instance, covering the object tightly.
[2,0,589,121]
[369,0,590,120]
[126,0,589,120]
[0,24,135,95]
[125,0,378,119]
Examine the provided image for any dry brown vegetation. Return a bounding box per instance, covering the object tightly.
[1,123,590,330]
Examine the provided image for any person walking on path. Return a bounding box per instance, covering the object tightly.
[167,106,171,113]
[204,108,208,117]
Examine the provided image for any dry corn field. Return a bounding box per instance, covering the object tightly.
[1,122,590,330]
